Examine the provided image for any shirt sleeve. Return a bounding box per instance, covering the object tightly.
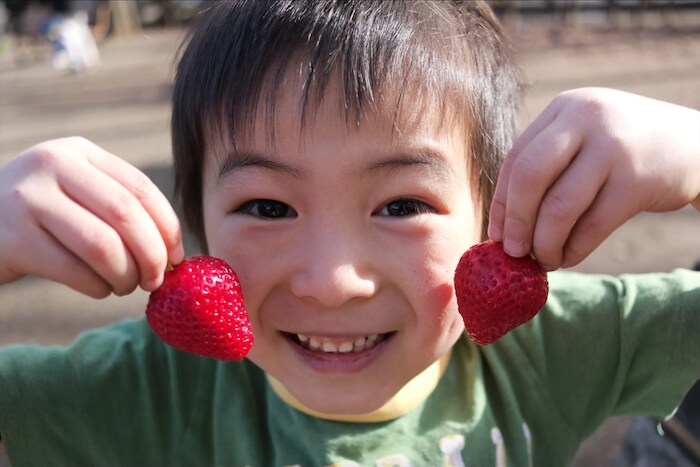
[493,269,700,440]
[0,318,208,466]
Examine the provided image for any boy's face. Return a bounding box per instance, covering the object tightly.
[201,76,481,414]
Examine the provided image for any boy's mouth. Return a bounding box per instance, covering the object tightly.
[286,332,392,353]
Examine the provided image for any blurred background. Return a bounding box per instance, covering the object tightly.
[1,1,699,465]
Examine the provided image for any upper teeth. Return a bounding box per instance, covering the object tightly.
[297,333,381,353]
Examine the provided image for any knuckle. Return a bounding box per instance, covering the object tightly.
[87,283,114,299]
[562,241,590,268]
[490,191,507,210]
[84,228,121,265]
[21,138,87,172]
[106,192,140,225]
[62,135,90,148]
[139,250,167,284]
[603,130,631,158]
[574,216,606,242]
[506,213,532,232]
[112,280,138,297]
[63,136,98,157]
[81,233,139,296]
[540,192,574,223]
[10,185,31,212]
[564,222,607,267]
[130,171,156,200]
[68,135,91,146]
[512,155,543,185]
[23,145,62,171]
[558,89,609,122]
[142,247,165,270]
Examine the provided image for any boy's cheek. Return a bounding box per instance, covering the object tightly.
[426,281,457,318]
[423,279,464,341]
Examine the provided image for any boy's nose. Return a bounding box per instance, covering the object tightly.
[289,226,378,308]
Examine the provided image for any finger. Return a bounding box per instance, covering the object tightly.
[501,119,584,257]
[33,189,141,296]
[489,101,561,242]
[531,146,611,270]
[59,159,170,291]
[559,183,638,269]
[84,146,185,267]
[13,226,113,298]
[488,148,514,242]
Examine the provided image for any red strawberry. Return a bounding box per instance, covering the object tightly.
[454,240,548,345]
[146,255,253,361]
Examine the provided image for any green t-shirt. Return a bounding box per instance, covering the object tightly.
[1,270,698,466]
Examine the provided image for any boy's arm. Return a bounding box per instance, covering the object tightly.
[0,137,184,297]
[489,87,700,270]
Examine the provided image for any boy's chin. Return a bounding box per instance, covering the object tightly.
[308,390,396,416]
[271,374,400,418]
[266,350,452,420]
[256,336,455,418]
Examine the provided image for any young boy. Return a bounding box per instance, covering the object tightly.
[0,1,698,465]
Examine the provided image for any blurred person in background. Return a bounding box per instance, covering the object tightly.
[41,0,99,72]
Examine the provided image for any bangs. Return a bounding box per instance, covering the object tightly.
[175,0,482,152]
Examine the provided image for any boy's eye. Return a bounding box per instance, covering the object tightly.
[235,199,297,219]
[375,199,437,217]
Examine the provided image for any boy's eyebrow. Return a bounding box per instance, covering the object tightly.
[217,148,456,181]
[364,149,456,179]
[217,151,303,181]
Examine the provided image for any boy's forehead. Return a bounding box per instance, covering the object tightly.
[204,81,471,189]
[209,66,469,156]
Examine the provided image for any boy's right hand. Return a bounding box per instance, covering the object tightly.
[0,137,185,298]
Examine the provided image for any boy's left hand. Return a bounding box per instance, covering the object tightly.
[488,87,700,271]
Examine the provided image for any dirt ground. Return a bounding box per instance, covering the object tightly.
[0,7,699,466]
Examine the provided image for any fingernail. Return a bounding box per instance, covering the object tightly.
[503,238,527,257]
[488,223,502,241]
[171,243,186,265]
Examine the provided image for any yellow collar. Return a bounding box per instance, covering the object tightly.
[267,350,452,423]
